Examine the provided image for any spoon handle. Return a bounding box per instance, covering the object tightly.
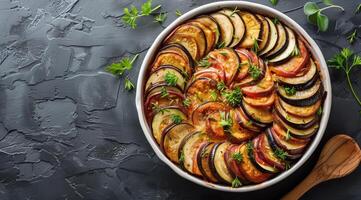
[281,170,321,200]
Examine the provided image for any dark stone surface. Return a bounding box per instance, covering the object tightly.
[0,0,360,199]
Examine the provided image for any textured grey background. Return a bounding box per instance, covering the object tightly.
[0,0,360,199]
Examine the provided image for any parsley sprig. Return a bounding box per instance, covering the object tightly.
[164,71,178,86]
[303,0,344,32]
[122,0,162,29]
[232,152,243,163]
[284,86,296,96]
[232,177,242,188]
[106,54,139,91]
[222,87,243,107]
[328,48,361,112]
[347,29,357,44]
[219,111,233,131]
[248,64,261,80]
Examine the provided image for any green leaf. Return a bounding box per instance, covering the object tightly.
[355,4,361,14]
[347,29,357,44]
[307,12,319,25]
[141,0,152,15]
[106,54,139,76]
[304,2,320,16]
[154,12,167,24]
[231,177,242,188]
[175,9,182,17]
[232,152,243,163]
[171,114,183,124]
[164,71,178,86]
[322,0,333,6]
[269,0,278,6]
[222,87,243,107]
[316,12,329,32]
[124,77,135,91]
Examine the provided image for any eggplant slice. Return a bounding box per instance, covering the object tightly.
[256,14,270,52]
[259,17,278,56]
[238,11,262,48]
[265,22,288,59]
[268,26,296,63]
[211,12,234,47]
[219,9,246,47]
[145,65,186,92]
[278,79,324,107]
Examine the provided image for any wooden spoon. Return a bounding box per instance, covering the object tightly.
[282,134,361,200]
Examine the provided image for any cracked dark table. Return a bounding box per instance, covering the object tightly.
[0,0,360,199]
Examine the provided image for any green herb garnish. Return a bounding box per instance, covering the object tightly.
[272,17,279,25]
[210,90,218,101]
[291,45,300,57]
[217,81,226,91]
[252,38,259,54]
[164,71,178,86]
[232,152,243,163]
[232,177,242,188]
[246,141,253,151]
[303,0,344,32]
[160,86,169,98]
[151,103,169,114]
[106,54,139,76]
[274,148,288,160]
[154,12,167,24]
[219,111,233,130]
[317,106,323,116]
[286,129,291,141]
[284,86,296,96]
[183,98,191,107]
[355,4,361,14]
[328,48,361,111]
[270,0,278,6]
[198,57,211,68]
[222,87,242,107]
[216,41,225,49]
[124,77,135,91]
[179,150,185,165]
[347,29,357,44]
[175,9,182,17]
[122,0,162,29]
[248,64,261,80]
[171,114,183,124]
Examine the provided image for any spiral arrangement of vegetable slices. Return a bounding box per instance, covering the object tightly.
[143,8,325,187]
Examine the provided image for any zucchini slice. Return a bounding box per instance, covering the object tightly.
[258,133,286,171]
[211,12,234,47]
[197,142,219,182]
[162,123,195,163]
[268,26,296,63]
[193,15,220,50]
[238,143,271,183]
[278,79,323,107]
[259,17,278,56]
[219,9,245,47]
[241,100,273,125]
[146,65,186,92]
[152,108,187,144]
[238,11,262,48]
[279,97,322,117]
[256,14,270,52]
[152,51,193,77]
[210,142,234,183]
[265,22,288,59]
[269,39,310,78]
[179,131,208,175]
[208,48,240,85]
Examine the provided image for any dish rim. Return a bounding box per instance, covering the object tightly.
[135,1,332,192]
